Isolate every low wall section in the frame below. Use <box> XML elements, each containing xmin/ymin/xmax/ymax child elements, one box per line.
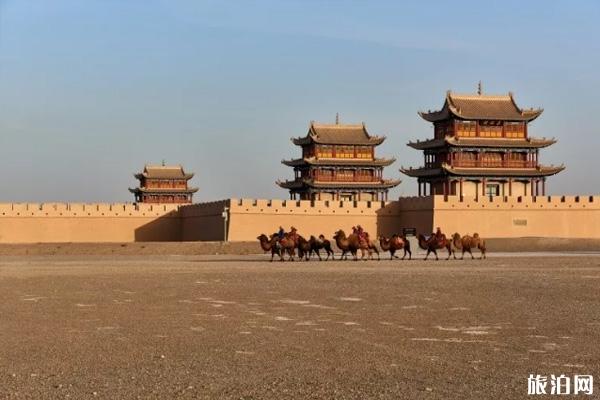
<box><xmin>430</xmin><ymin>195</ymin><xmax>600</xmax><ymax>238</ymax></box>
<box><xmin>0</xmin><ymin>203</ymin><xmax>181</xmax><ymax>243</ymax></box>
<box><xmin>225</xmin><ymin>198</ymin><xmax>408</xmax><ymax>241</ymax></box>
<box><xmin>180</xmin><ymin>200</ymin><xmax>230</xmax><ymax>241</ymax></box>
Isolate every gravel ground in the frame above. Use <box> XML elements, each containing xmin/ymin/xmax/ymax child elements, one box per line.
<box><xmin>1</xmin><ymin>254</ymin><xmax>599</xmax><ymax>399</ymax></box>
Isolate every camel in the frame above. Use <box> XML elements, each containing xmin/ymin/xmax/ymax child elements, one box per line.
<box><xmin>308</xmin><ymin>235</ymin><xmax>335</xmax><ymax>261</ymax></box>
<box><xmin>257</xmin><ymin>234</ymin><xmax>283</xmax><ymax>262</ymax></box>
<box><xmin>379</xmin><ymin>234</ymin><xmax>412</xmax><ymax>260</ymax></box>
<box><xmin>417</xmin><ymin>233</ymin><xmax>452</xmax><ymax>261</ymax></box>
<box><xmin>451</xmin><ymin>232</ymin><xmax>487</xmax><ymax>260</ymax></box>
<box><xmin>296</xmin><ymin>236</ymin><xmax>312</xmax><ymax>261</ymax></box>
<box><xmin>257</xmin><ymin>233</ymin><xmax>297</xmax><ymax>261</ymax></box>
<box><xmin>333</xmin><ymin>230</ymin><xmax>379</xmax><ymax>261</ymax></box>
<box><xmin>277</xmin><ymin>233</ymin><xmax>298</xmax><ymax>261</ymax></box>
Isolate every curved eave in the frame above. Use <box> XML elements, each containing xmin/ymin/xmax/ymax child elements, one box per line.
<box><xmin>419</xmin><ymin>109</ymin><xmax>544</xmax><ymax>123</ymax></box>
<box><xmin>407</xmin><ymin>139</ymin><xmax>446</xmax><ymax>150</ymax></box>
<box><xmin>447</xmin><ymin>137</ymin><xmax>556</xmax><ymax>149</ymax></box>
<box><xmin>291</xmin><ymin>135</ymin><xmax>385</xmax><ymax>146</ymax></box>
<box><xmin>419</xmin><ymin>95</ymin><xmax>544</xmax><ymax>122</ymax></box>
<box><xmin>400</xmin><ymin>167</ymin><xmax>443</xmax><ymax>178</ymax></box>
<box><xmin>134</xmin><ymin>173</ymin><xmax>194</xmax><ymax>180</ymax></box>
<box><xmin>442</xmin><ymin>165</ymin><xmax>565</xmax><ymax>177</ymax></box>
<box><xmin>129</xmin><ymin>187</ymin><xmax>199</xmax><ymax>194</ymax></box>
<box><xmin>407</xmin><ymin>137</ymin><xmax>557</xmax><ymax>150</ymax></box>
<box><xmin>418</xmin><ymin>109</ymin><xmax>450</xmax><ymax>123</ymax></box>
<box><xmin>282</xmin><ymin>157</ymin><xmax>396</xmax><ymax>167</ymax></box>
<box><xmin>277</xmin><ymin>179</ymin><xmax>401</xmax><ymax>189</ymax></box>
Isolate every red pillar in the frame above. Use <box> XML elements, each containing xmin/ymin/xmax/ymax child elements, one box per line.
<box><xmin>459</xmin><ymin>179</ymin><xmax>464</xmax><ymax>198</ymax></box>
<box><xmin>509</xmin><ymin>178</ymin><xmax>513</xmax><ymax>196</ymax></box>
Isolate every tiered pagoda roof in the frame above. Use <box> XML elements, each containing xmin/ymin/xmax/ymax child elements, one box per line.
<box><xmin>292</xmin><ymin>122</ymin><xmax>385</xmax><ymax>145</ymax></box>
<box><xmin>279</xmin><ymin>119</ymin><xmax>399</xmax><ymax>201</ymax></box>
<box><xmin>134</xmin><ymin>164</ymin><xmax>194</xmax><ymax>180</ymax></box>
<box><xmin>129</xmin><ymin>164</ymin><xmax>198</xmax><ymax>198</ymax></box>
<box><xmin>418</xmin><ymin>91</ymin><xmax>543</xmax><ymax>122</ymax></box>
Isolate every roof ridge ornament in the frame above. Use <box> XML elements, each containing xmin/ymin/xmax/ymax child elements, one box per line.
<box><xmin>335</xmin><ymin>113</ymin><xmax>340</xmax><ymax>125</ymax></box>
<box><xmin>478</xmin><ymin>81</ymin><xmax>482</xmax><ymax>95</ymax></box>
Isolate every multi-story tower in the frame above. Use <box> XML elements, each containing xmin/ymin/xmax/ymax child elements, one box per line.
<box><xmin>277</xmin><ymin>119</ymin><xmax>400</xmax><ymax>201</ymax></box>
<box><xmin>401</xmin><ymin>89</ymin><xmax>564</xmax><ymax>198</ymax></box>
<box><xmin>129</xmin><ymin>164</ymin><xmax>198</xmax><ymax>203</ymax></box>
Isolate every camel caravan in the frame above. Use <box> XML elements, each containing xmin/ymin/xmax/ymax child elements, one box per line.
<box><xmin>257</xmin><ymin>226</ymin><xmax>486</xmax><ymax>261</ymax></box>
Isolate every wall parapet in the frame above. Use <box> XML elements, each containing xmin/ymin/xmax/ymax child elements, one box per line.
<box><xmin>0</xmin><ymin>203</ymin><xmax>181</xmax><ymax>217</ymax></box>
<box><xmin>432</xmin><ymin>195</ymin><xmax>600</xmax><ymax>210</ymax></box>
<box><xmin>228</xmin><ymin>198</ymin><xmax>392</xmax><ymax>216</ymax></box>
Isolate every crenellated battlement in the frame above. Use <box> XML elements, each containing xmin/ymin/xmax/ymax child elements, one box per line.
<box><xmin>0</xmin><ymin>203</ymin><xmax>181</xmax><ymax>217</ymax></box>
<box><xmin>228</xmin><ymin>198</ymin><xmax>392</xmax><ymax>216</ymax></box>
<box><xmin>433</xmin><ymin>195</ymin><xmax>600</xmax><ymax>210</ymax></box>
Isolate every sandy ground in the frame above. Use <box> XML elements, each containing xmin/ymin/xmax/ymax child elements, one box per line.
<box><xmin>1</xmin><ymin>254</ymin><xmax>599</xmax><ymax>399</ymax></box>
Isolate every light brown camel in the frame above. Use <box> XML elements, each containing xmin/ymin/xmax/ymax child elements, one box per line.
<box><xmin>277</xmin><ymin>233</ymin><xmax>298</xmax><ymax>261</ymax></box>
<box><xmin>333</xmin><ymin>230</ymin><xmax>379</xmax><ymax>261</ymax></box>
<box><xmin>257</xmin><ymin>234</ymin><xmax>283</xmax><ymax>262</ymax></box>
<box><xmin>451</xmin><ymin>232</ymin><xmax>487</xmax><ymax>260</ymax></box>
<box><xmin>379</xmin><ymin>234</ymin><xmax>412</xmax><ymax>260</ymax></box>
<box><xmin>417</xmin><ymin>233</ymin><xmax>452</xmax><ymax>261</ymax></box>
<box><xmin>308</xmin><ymin>235</ymin><xmax>335</xmax><ymax>261</ymax></box>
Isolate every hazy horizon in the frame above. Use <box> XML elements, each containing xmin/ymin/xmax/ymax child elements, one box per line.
<box><xmin>1</xmin><ymin>0</ymin><xmax>599</xmax><ymax>203</ymax></box>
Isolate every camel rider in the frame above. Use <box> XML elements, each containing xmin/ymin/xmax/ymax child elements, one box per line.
<box><xmin>289</xmin><ymin>226</ymin><xmax>299</xmax><ymax>243</ymax></box>
<box><xmin>277</xmin><ymin>226</ymin><xmax>285</xmax><ymax>240</ymax></box>
<box><xmin>434</xmin><ymin>227</ymin><xmax>444</xmax><ymax>246</ymax></box>
<box><xmin>356</xmin><ymin>225</ymin><xmax>368</xmax><ymax>246</ymax></box>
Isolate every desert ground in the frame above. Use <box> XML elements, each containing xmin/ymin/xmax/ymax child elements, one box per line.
<box><xmin>1</xmin><ymin>250</ymin><xmax>599</xmax><ymax>399</ymax></box>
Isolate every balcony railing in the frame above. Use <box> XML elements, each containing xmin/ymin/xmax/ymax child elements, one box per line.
<box><xmin>451</xmin><ymin>160</ymin><xmax>536</xmax><ymax>168</ymax></box>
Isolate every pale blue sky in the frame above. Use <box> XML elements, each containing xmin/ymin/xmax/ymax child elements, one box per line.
<box><xmin>0</xmin><ymin>0</ymin><xmax>599</xmax><ymax>202</ymax></box>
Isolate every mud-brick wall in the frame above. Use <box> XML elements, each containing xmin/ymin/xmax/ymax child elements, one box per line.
<box><xmin>180</xmin><ymin>200</ymin><xmax>229</xmax><ymax>241</ymax></box>
<box><xmin>432</xmin><ymin>195</ymin><xmax>600</xmax><ymax>238</ymax></box>
<box><xmin>224</xmin><ymin>198</ymin><xmax>404</xmax><ymax>242</ymax></box>
<box><xmin>0</xmin><ymin>203</ymin><xmax>182</xmax><ymax>243</ymax></box>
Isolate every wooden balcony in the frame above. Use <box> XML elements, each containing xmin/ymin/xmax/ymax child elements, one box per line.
<box><xmin>449</xmin><ymin>160</ymin><xmax>536</xmax><ymax>168</ymax></box>
<box><xmin>313</xmin><ymin>176</ymin><xmax>381</xmax><ymax>183</ymax></box>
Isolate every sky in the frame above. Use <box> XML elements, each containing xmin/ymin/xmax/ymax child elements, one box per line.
<box><xmin>0</xmin><ymin>0</ymin><xmax>599</xmax><ymax>202</ymax></box>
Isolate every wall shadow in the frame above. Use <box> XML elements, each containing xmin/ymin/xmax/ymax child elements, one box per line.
<box><xmin>134</xmin><ymin>215</ymin><xmax>181</xmax><ymax>242</ymax></box>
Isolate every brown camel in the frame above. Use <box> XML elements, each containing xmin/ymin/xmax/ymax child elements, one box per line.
<box><xmin>257</xmin><ymin>234</ymin><xmax>283</xmax><ymax>262</ymax></box>
<box><xmin>451</xmin><ymin>232</ymin><xmax>487</xmax><ymax>260</ymax></box>
<box><xmin>333</xmin><ymin>230</ymin><xmax>379</xmax><ymax>261</ymax></box>
<box><xmin>417</xmin><ymin>233</ymin><xmax>452</xmax><ymax>261</ymax></box>
<box><xmin>379</xmin><ymin>234</ymin><xmax>412</xmax><ymax>260</ymax></box>
<box><xmin>277</xmin><ymin>233</ymin><xmax>298</xmax><ymax>261</ymax></box>
<box><xmin>296</xmin><ymin>235</ymin><xmax>312</xmax><ymax>261</ymax></box>
<box><xmin>308</xmin><ymin>235</ymin><xmax>335</xmax><ymax>261</ymax></box>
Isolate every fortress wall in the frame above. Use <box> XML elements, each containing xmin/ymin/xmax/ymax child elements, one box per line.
<box><xmin>394</xmin><ymin>196</ymin><xmax>436</xmax><ymax>235</ymax></box>
<box><xmin>225</xmin><ymin>198</ymin><xmax>402</xmax><ymax>241</ymax></box>
<box><xmin>431</xmin><ymin>195</ymin><xmax>600</xmax><ymax>238</ymax></box>
<box><xmin>0</xmin><ymin>203</ymin><xmax>182</xmax><ymax>243</ymax></box>
<box><xmin>179</xmin><ymin>200</ymin><xmax>230</xmax><ymax>241</ymax></box>
<box><xmin>0</xmin><ymin>195</ymin><xmax>599</xmax><ymax>244</ymax></box>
